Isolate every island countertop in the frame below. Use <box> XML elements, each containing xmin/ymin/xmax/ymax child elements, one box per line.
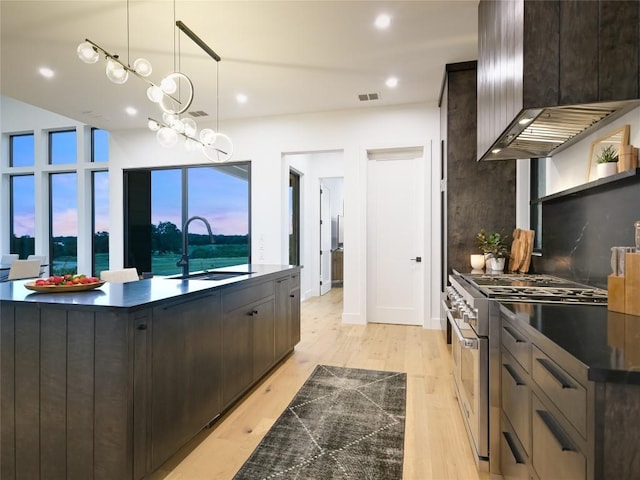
<box><xmin>0</xmin><ymin>264</ymin><xmax>298</xmax><ymax>309</ymax></box>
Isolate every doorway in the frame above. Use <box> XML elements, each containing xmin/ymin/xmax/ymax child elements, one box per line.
<box><xmin>367</xmin><ymin>147</ymin><xmax>425</xmax><ymax>326</ymax></box>
<box><xmin>285</xmin><ymin>151</ymin><xmax>345</xmax><ymax>299</ymax></box>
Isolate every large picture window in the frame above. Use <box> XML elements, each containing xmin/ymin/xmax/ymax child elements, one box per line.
<box><xmin>49</xmin><ymin>130</ymin><xmax>77</xmax><ymax>165</ymax></box>
<box><xmin>125</xmin><ymin>163</ymin><xmax>251</xmax><ymax>276</ymax></box>
<box><xmin>92</xmin><ymin>171</ymin><xmax>109</xmax><ymax>275</ymax></box>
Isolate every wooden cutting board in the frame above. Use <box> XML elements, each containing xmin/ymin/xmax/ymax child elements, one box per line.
<box><xmin>509</xmin><ymin>229</ymin><xmax>535</xmax><ymax>273</ymax></box>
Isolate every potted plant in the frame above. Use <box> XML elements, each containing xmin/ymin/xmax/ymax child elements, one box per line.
<box><xmin>476</xmin><ymin>229</ymin><xmax>509</xmax><ymax>271</ymax></box>
<box><xmin>596</xmin><ymin>144</ymin><xmax>619</xmax><ymax>178</ymax></box>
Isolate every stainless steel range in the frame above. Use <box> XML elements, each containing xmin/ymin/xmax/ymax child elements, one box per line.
<box><xmin>442</xmin><ymin>273</ymin><xmax>607</xmax><ymax>474</ymax></box>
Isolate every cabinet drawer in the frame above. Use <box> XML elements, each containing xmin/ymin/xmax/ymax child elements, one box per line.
<box><xmin>501</xmin><ymin>351</ymin><xmax>530</xmax><ymax>455</ymax></box>
<box><xmin>500</xmin><ymin>413</ymin><xmax>529</xmax><ymax>480</ymax></box>
<box><xmin>502</xmin><ymin>320</ymin><xmax>531</xmax><ymax>372</ymax></box>
<box><xmin>223</xmin><ymin>280</ymin><xmax>274</xmax><ymax>312</ymax></box>
<box><xmin>532</xmin><ymin>394</ymin><xmax>586</xmax><ymax>480</ymax></box>
<box><xmin>531</xmin><ymin>346</ymin><xmax>586</xmax><ymax>439</ymax></box>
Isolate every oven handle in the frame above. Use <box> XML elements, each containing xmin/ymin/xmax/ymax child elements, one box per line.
<box><xmin>449</xmin><ymin>310</ymin><xmax>478</xmax><ymax>350</ymax></box>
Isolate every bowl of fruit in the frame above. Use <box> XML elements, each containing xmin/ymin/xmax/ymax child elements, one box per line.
<box><xmin>24</xmin><ymin>274</ymin><xmax>105</xmax><ymax>293</ymax></box>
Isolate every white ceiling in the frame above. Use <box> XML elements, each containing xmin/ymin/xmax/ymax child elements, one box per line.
<box><xmin>0</xmin><ymin>0</ymin><xmax>478</xmax><ymax>132</ymax></box>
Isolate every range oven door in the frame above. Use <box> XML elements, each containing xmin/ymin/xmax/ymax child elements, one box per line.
<box><xmin>449</xmin><ymin>311</ymin><xmax>489</xmax><ymax>463</ymax></box>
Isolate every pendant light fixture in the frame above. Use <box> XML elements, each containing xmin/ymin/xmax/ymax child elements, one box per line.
<box><xmin>77</xmin><ymin>1</ymin><xmax>233</xmax><ymax>162</ymax></box>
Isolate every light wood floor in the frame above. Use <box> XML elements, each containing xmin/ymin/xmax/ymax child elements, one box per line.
<box><xmin>151</xmin><ymin>288</ymin><xmax>489</xmax><ymax>480</ymax></box>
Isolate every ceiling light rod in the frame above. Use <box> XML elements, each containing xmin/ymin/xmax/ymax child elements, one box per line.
<box><xmin>175</xmin><ymin>21</ymin><xmax>221</xmax><ymax>62</ymax></box>
<box><xmin>81</xmin><ymin>38</ymin><xmax>153</xmax><ymax>85</ymax></box>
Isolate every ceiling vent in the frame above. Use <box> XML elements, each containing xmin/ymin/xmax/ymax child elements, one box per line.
<box><xmin>188</xmin><ymin>110</ymin><xmax>209</xmax><ymax>117</ymax></box>
<box><xmin>358</xmin><ymin>92</ymin><xmax>380</xmax><ymax>102</ymax></box>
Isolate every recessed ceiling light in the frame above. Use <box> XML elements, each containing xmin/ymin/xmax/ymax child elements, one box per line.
<box><xmin>39</xmin><ymin>67</ymin><xmax>55</xmax><ymax>78</ymax></box>
<box><xmin>125</xmin><ymin>106</ymin><xmax>137</xmax><ymax>116</ymax></box>
<box><xmin>236</xmin><ymin>93</ymin><xmax>248</xmax><ymax>104</ymax></box>
<box><xmin>375</xmin><ymin>14</ymin><xmax>391</xmax><ymax>30</ymax></box>
<box><xmin>386</xmin><ymin>76</ymin><xmax>398</xmax><ymax>88</ymax></box>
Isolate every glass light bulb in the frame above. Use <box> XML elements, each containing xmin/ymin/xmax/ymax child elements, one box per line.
<box><xmin>133</xmin><ymin>58</ymin><xmax>152</xmax><ymax>77</ymax></box>
<box><xmin>157</xmin><ymin>127</ymin><xmax>178</xmax><ymax>147</ymax></box>
<box><xmin>105</xmin><ymin>59</ymin><xmax>128</xmax><ymax>84</ymax></box>
<box><xmin>160</xmin><ymin>75</ymin><xmax>177</xmax><ymax>94</ymax></box>
<box><xmin>162</xmin><ymin>112</ymin><xmax>178</xmax><ymax>127</ymax></box>
<box><xmin>182</xmin><ymin>118</ymin><xmax>197</xmax><ymax>137</ymax></box>
<box><xmin>148</xmin><ymin>119</ymin><xmax>161</xmax><ymax>131</ymax></box>
<box><xmin>77</xmin><ymin>42</ymin><xmax>99</xmax><ymax>64</ymax></box>
<box><xmin>146</xmin><ymin>85</ymin><xmax>163</xmax><ymax>103</ymax></box>
<box><xmin>199</xmin><ymin>128</ymin><xmax>217</xmax><ymax>145</ymax></box>
<box><xmin>173</xmin><ymin>119</ymin><xmax>185</xmax><ymax>134</ymax></box>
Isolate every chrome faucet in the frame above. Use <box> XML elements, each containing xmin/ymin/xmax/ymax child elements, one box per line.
<box><xmin>176</xmin><ymin>216</ymin><xmax>214</xmax><ymax>278</ymax></box>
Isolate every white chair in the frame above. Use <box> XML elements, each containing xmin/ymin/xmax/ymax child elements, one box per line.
<box><xmin>100</xmin><ymin>268</ymin><xmax>140</xmax><ymax>283</ymax></box>
<box><xmin>1</xmin><ymin>254</ymin><xmax>19</xmax><ymax>265</ymax></box>
<box><xmin>27</xmin><ymin>255</ymin><xmax>47</xmax><ymax>276</ymax></box>
<box><xmin>8</xmin><ymin>259</ymin><xmax>42</xmax><ymax>280</ymax></box>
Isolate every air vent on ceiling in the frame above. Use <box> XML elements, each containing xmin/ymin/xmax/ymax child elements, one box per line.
<box><xmin>188</xmin><ymin>110</ymin><xmax>209</xmax><ymax>117</ymax></box>
<box><xmin>358</xmin><ymin>92</ymin><xmax>380</xmax><ymax>102</ymax></box>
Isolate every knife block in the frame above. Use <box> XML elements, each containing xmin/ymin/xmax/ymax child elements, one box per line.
<box><xmin>625</xmin><ymin>253</ymin><xmax>640</xmax><ymax>315</ymax></box>
<box><xmin>608</xmin><ymin>275</ymin><xmax>625</xmax><ymax>313</ymax></box>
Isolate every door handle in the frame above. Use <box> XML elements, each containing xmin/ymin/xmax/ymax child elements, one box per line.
<box><xmin>410</xmin><ymin>257</ymin><xmax>422</xmax><ymax>262</ymax></box>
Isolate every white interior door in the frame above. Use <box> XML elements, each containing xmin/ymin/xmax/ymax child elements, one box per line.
<box><xmin>320</xmin><ymin>182</ymin><xmax>332</xmax><ymax>295</ymax></box>
<box><xmin>367</xmin><ymin>149</ymin><xmax>424</xmax><ymax>325</ymax></box>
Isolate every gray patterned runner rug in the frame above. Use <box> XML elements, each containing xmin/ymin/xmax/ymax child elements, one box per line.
<box><xmin>232</xmin><ymin>364</ymin><xmax>407</xmax><ymax>480</ymax></box>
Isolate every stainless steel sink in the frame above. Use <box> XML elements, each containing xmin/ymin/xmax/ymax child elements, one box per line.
<box><xmin>170</xmin><ymin>271</ymin><xmax>251</xmax><ymax>280</ymax></box>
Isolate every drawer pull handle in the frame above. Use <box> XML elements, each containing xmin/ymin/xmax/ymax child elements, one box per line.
<box><xmin>503</xmin><ymin>431</ymin><xmax>525</xmax><ymax>464</ymax></box>
<box><xmin>537</xmin><ymin>358</ymin><xmax>575</xmax><ymax>389</ymax></box>
<box><xmin>503</xmin><ymin>325</ymin><xmax>526</xmax><ymax>343</ymax></box>
<box><xmin>536</xmin><ymin>409</ymin><xmax>576</xmax><ymax>452</ymax></box>
<box><xmin>248</xmin><ymin>309</ymin><xmax>259</xmax><ymax>316</ymax></box>
<box><xmin>504</xmin><ymin>363</ymin><xmax>525</xmax><ymax>386</ymax></box>
<box><xmin>289</xmin><ymin>294</ymin><xmax>295</xmax><ymax>298</ymax></box>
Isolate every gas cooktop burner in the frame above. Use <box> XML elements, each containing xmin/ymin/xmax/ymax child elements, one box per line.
<box><xmin>461</xmin><ymin>273</ymin><xmax>608</xmax><ymax>304</ymax></box>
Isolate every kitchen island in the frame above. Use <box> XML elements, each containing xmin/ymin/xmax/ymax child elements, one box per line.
<box><xmin>0</xmin><ymin>264</ymin><xmax>301</xmax><ymax>480</ymax></box>
<box><xmin>499</xmin><ymin>302</ymin><xmax>640</xmax><ymax>480</ymax></box>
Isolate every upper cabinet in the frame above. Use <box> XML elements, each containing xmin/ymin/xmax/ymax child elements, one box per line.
<box><xmin>477</xmin><ymin>0</ymin><xmax>640</xmax><ymax>162</ymax></box>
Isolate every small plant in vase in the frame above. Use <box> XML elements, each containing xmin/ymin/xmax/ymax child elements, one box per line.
<box><xmin>476</xmin><ymin>229</ymin><xmax>509</xmax><ymax>271</ymax></box>
<box><xmin>596</xmin><ymin>144</ymin><xmax>619</xmax><ymax>179</ymax></box>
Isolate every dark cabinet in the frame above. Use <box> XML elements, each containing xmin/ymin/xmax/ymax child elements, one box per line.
<box><xmin>274</xmin><ymin>277</ymin><xmax>291</xmax><ymax>361</ymax></box>
<box><xmin>252</xmin><ymin>299</ymin><xmax>276</xmax><ymax>381</ymax></box>
<box><xmin>150</xmin><ymin>292</ymin><xmax>223</xmax><ymax>471</ymax></box>
<box><xmin>222</xmin><ymin>303</ymin><xmax>254</xmax><ymax>406</ymax></box>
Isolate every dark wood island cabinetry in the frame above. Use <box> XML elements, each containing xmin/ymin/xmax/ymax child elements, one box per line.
<box><xmin>0</xmin><ymin>265</ymin><xmax>301</xmax><ymax>480</ymax></box>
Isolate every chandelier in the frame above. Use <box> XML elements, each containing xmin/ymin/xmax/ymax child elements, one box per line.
<box><xmin>77</xmin><ymin>18</ymin><xmax>233</xmax><ymax>162</ymax></box>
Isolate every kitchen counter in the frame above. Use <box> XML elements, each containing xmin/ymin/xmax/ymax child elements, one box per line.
<box><xmin>0</xmin><ymin>263</ymin><xmax>295</xmax><ymax>309</ymax></box>
<box><xmin>0</xmin><ymin>264</ymin><xmax>301</xmax><ymax>480</ymax></box>
<box><xmin>501</xmin><ymin>302</ymin><xmax>640</xmax><ymax>384</ymax></box>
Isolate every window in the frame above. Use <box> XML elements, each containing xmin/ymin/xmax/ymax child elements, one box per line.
<box><xmin>50</xmin><ymin>173</ymin><xmax>78</xmax><ymax>274</ymax></box>
<box><xmin>10</xmin><ymin>134</ymin><xmax>34</xmax><ymax>167</ymax></box>
<box><xmin>92</xmin><ymin>171</ymin><xmax>109</xmax><ymax>276</ymax></box>
<box><xmin>92</xmin><ymin>128</ymin><xmax>109</xmax><ymax>162</ymax></box>
<box><xmin>530</xmin><ymin>158</ymin><xmax>546</xmax><ymax>251</ymax></box>
<box><xmin>10</xmin><ymin>175</ymin><xmax>35</xmax><ymax>257</ymax></box>
<box><xmin>49</xmin><ymin>130</ymin><xmax>77</xmax><ymax>164</ymax></box>
<box><xmin>125</xmin><ymin>163</ymin><xmax>251</xmax><ymax>276</ymax></box>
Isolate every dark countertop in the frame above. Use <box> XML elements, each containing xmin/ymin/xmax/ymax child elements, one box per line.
<box><xmin>501</xmin><ymin>302</ymin><xmax>640</xmax><ymax>384</ymax></box>
<box><xmin>0</xmin><ymin>264</ymin><xmax>298</xmax><ymax>310</ymax></box>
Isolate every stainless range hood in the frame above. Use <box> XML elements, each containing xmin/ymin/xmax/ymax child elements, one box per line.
<box><xmin>476</xmin><ymin>0</ymin><xmax>640</xmax><ymax>163</ymax></box>
<box><xmin>481</xmin><ymin>100</ymin><xmax>640</xmax><ymax>161</ymax></box>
